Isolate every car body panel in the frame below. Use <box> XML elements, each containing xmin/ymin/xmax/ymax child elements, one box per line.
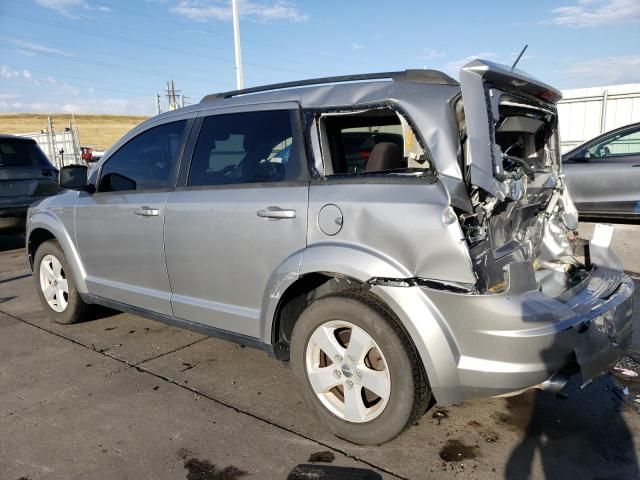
<box><xmin>563</xmin><ymin>122</ymin><xmax>640</xmax><ymax>219</ymax></box>
<box><xmin>27</xmin><ymin>190</ymin><xmax>88</xmax><ymax>292</ymax></box>
<box><xmin>75</xmin><ymin>190</ymin><xmax>174</xmax><ymax>315</ymax></box>
<box><xmin>165</xmin><ymin>183</ymin><xmax>309</xmax><ymax>338</ymax></box>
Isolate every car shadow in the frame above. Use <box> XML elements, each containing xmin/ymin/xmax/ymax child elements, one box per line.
<box><xmin>505</xmin><ymin>318</ymin><xmax>639</xmax><ymax>478</ymax></box>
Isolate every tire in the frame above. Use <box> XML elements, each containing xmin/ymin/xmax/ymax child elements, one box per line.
<box><xmin>290</xmin><ymin>290</ymin><xmax>430</xmax><ymax>445</ymax></box>
<box><xmin>33</xmin><ymin>239</ymin><xmax>91</xmax><ymax>324</ymax></box>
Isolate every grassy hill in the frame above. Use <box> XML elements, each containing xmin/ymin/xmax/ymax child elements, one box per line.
<box><xmin>0</xmin><ymin>113</ymin><xmax>148</xmax><ymax>151</ymax></box>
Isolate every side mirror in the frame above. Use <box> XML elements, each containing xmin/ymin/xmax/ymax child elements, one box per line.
<box><xmin>572</xmin><ymin>149</ymin><xmax>591</xmax><ymax>162</ymax></box>
<box><xmin>59</xmin><ymin>165</ymin><xmax>89</xmax><ymax>190</ymax></box>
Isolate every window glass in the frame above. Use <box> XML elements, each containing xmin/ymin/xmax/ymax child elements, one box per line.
<box><xmin>588</xmin><ymin>128</ymin><xmax>640</xmax><ymax>157</ymax></box>
<box><xmin>188</xmin><ymin>110</ymin><xmax>302</xmax><ymax>187</ymax></box>
<box><xmin>0</xmin><ymin>139</ymin><xmax>51</xmax><ymax>167</ymax></box>
<box><xmin>98</xmin><ymin>120</ymin><xmax>187</xmax><ymax>192</ymax></box>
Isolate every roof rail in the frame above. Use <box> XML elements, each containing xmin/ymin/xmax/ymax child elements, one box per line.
<box><xmin>201</xmin><ymin>69</ymin><xmax>458</xmax><ymax>102</ymax></box>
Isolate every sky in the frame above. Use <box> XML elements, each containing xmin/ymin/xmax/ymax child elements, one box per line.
<box><xmin>0</xmin><ymin>0</ymin><xmax>639</xmax><ymax>115</ymax></box>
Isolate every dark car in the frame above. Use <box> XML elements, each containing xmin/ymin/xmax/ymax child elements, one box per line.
<box><xmin>0</xmin><ymin>134</ymin><xmax>59</xmax><ymax>231</ymax></box>
<box><xmin>563</xmin><ymin>122</ymin><xmax>640</xmax><ymax>220</ymax></box>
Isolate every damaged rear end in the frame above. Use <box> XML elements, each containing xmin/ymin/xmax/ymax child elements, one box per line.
<box><xmin>446</xmin><ymin>59</ymin><xmax>634</xmax><ymax>394</ymax></box>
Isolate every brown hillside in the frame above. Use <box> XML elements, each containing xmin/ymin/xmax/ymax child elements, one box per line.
<box><xmin>0</xmin><ymin>113</ymin><xmax>148</xmax><ymax>151</ymax></box>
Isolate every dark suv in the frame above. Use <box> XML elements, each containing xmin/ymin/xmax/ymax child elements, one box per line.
<box><xmin>0</xmin><ymin>134</ymin><xmax>59</xmax><ymax>231</ymax></box>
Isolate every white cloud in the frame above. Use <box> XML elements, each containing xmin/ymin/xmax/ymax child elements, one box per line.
<box><xmin>0</xmin><ymin>98</ymin><xmax>154</xmax><ymax>115</ymax></box>
<box><xmin>9</xmin><ymin>39</ymin><xmax>74</xmax><ymax>57</ymax></box>
<box><xmin>171</xmin><ymin>0</ymin><xmax>308</xmax><ymax>23</ymax></box>
<box><xmin>1</xmin><ymin>66</ymin><xmax>79</xmax><ymax>95</ymax></box>
<box><xmin>558</xmin><ymin>54</ymin><xmax>640</xmax><ymax>86</ymax></box>
<box><xmin>546</xmin><ymin>0</ymin><xmax>640</xmax><ymax>27</ymax></box>
<box><xmin>35</xmin><ymin>0</ymin><xmax>85</xmax><ymax>17</ymax></box>
<box><xmin>34</xmin><ymin>0</ymin><xmax>112</xmax><ymax>18</ymax></box>
<box><xmin>417</xmin><ymin>49</ymin><xmax>445</xmax><ymax>61</ymax></box>
<box><xmin>351</xmin><ymin>43</ymin><xmax>364</xmax><ymax>51</ymax></box>
<box><xmin>1</xmin><ymin>65</ymin><xmax>21</xmax><ymax>79</ymax></box>
<box><xmin>0</xmin><ymin>93</ymin><xmax>19</xmax><ymax>100</ymax></box>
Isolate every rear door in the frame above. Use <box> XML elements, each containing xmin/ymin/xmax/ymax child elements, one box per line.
<box><xmin>563</xmin><ymin>125</ymin><xmax>640</xmax><ymax>217</ymax></box>
<box><xmin>164</xmin><ymin>104</ymin><xmax>308</xmax><ymax>338</ymax></box>
<box><xmin>75</xmin><ymin>119</ymin><xmax>190</xmax><ymax>315</ymax></box>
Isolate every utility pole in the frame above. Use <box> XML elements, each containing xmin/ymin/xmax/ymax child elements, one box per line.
<box><xmin>231</xmin><ymin>0</ymin><xmax>244</xmax><ymax>89</ymax></box>
<box><xmin>155</xmin><ymin>93</ymin><xmax>162</xmax><ymax>115</ymax></box>
<box><xmin>166</xmin><ymin>80</ymin><xmax>181</xmax><ymax>111</ymax></box>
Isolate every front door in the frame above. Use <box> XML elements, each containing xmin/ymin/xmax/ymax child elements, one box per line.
<box><xmin>164</xmin><ymin>106</ymin><xmax>308</xmax><ymax>338</ymax></box>
<box><xmin>564</xmin><ymin>125</ymin><xmax>640</xmax><ymax>217</ymax></box>
<box><xmin>75</xmin><ymin>119</ymin><xmax>189</xmax><ymax>315</ymax></box>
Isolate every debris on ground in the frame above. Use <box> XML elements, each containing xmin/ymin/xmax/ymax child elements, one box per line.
<box><xmin>308</xmin><ymin>451</ymin><xmax>335</xmax><ymax>463</ymax></box>
<box><xmin>614</xmin><ymin>354</ymin><xmax>640</xmax><ymax>383</ymax></box>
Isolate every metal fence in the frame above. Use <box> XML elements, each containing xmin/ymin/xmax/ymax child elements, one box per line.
<box><xmin>16</xmin><ymin>117</ymin><xmax>82</xmax><ymax>169</ymax></box>
<box><xmin>558</xmin><ymin>83</ymin><xmax>640</xmax><ymax>153</ymax></box>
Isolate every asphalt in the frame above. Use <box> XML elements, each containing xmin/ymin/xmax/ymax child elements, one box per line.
<box><xmin>1</xmin><ymin>222</ymin><xmax>639</xmax><ymax>480</ymax></box>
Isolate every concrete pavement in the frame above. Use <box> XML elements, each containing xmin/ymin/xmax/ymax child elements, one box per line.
<box><xmin>1</xmin><ymin>223</ymin><xmax>639</xmax><ymax>479</ymax></box>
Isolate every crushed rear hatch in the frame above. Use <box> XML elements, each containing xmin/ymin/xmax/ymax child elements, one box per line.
<box><xmin>457</xmin><ymin>60</ymin><xmax>588</xmax><ymax>294</ymax></box>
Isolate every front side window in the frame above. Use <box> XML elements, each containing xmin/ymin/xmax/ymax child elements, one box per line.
<box><xmin>188</xmin><ymin>110</ymin><xmax>304</xmax><ymax>187</ymax></box>
<box><xmin>588</xmin><ymin>128</ymin><xmax>640</xmax><ymax>158</ymax></box>
<box><xmin>98</xmin><ymin>120</ymin><xmax>187</xmax><ymax>192</ymax></box>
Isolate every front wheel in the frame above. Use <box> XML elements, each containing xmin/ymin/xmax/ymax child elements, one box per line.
<box><xmin>34</xmin><ymin>239</ymin><xmax>91</xmax><ymax>324</ymax></box>
<box><xmin>290</xmin><ymin>292</ymin><xmax>430</xmax><ymax>445</ymax></box>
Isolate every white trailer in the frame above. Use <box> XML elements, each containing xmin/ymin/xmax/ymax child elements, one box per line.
<box><xmin>558</xmin><ymin>83</ymin><xmax>640</xmax><ymax>153</ymax></box>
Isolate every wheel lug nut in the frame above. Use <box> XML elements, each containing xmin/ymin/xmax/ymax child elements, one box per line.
<box><xmin>334</xmin><ymin>355</ymin><xmax>342</xmax><ymax>363</ymax></box>
<box><xmin>334</xmin><ymin>370</ymin><xmax>342</xmax><ymax>378</ymax></box>
<box><xmin>349</xmin><ymin>355</ymin><xmax>356</xmax><ymax>363</ymax></box>
<box><xmin>346</xmin><ymin>380</ymin><xmax>354</xmax><ymax>389</ymax></box>
<box><xmin>356</xmin><ymin>370</ymin><xmax>362</xmax><ymax>378</ymax></box>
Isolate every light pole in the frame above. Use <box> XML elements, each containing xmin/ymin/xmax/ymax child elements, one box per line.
<box><xmin>231</xmin><ymin>0</ymin><xmax>244</xmax><ymax>89</ymax></box>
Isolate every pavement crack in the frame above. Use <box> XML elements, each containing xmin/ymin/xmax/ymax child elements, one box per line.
<box><xmin>133</xmin><ymin>337</ymin><xmax>207</xmax><ymax>367</ymax></box>
<box><xmin>0</xmin><ymin>308</ymin><xmax>407</xmax><ymax>480</ymax></box>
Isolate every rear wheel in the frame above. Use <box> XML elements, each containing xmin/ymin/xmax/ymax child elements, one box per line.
<box><xmin>34</xmin><ymin>240</ymin><xmax>91</xmax><ymax>324</ymax></box>
<box><xmin>290</xmin><ymin>291</ymin><xmax>430</xmax><ymax>445</ymax></box>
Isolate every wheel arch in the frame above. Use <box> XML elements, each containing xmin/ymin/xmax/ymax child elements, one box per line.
<box><xmin>27</xmin><ymin>214</ymin><xmax>88</xmax><ymax>294</ymax></box>
<box><xmin>261</xmin><ymin>244</ymin><xmax>461</xmax><ymax>404</ymax></box>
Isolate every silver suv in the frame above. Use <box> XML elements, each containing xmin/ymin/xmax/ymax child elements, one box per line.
<box><xmin>27</xmin><ymin>60</ymin><xmax>634</xmax><ymax>445</ymax></box>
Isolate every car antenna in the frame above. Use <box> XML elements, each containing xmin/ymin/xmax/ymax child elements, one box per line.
<box><xmin>511</xmin><ymin>45</ymin><xmax>528</xmax><ymax>71</ymax></box>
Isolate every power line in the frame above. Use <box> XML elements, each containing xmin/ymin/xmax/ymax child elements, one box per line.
<box><xmin>0</xmin><ymin>9</ymin><xmax>314</xmax><ymax>77</ymax></box>
<box><xmin>92</xmin><ymin>0</ymin><xmax>375</xmax><ymax>69</ymax></box>
<box><xmin>0</xmin><ymin>43</ymin><xmax>230</xmax><ymax>91</ymax></box>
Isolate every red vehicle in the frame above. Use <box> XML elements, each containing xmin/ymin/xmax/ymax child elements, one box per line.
<box><xmin>80</xmin><ymin>146</ymin><xmax>93</xmax><ymax>163</ymax></box>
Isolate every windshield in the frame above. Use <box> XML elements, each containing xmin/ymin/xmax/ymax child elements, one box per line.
<box><xmin>0</xmin><ymin>139</ymin><xmax>52</xmax><ymax>167</ymax></box>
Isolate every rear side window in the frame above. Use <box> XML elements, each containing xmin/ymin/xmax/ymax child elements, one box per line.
<box><xmin>318</xmin><ymin>107</ymin><xmax>429</xmax><ymax>176</ymax></box>
<box><xmin>188</xmin><ymin>110</ymin><xmax>305</xmax><ymax>187</ymax></box>
<box><xmin>0</xmin><ymin>139</ymin><xmax>51</xmax><ymax>167</ymax></box>
<box><xmin>98</xmin><ymin>120</ymin><xmax>187</xmax><ymax>192</ymax></box>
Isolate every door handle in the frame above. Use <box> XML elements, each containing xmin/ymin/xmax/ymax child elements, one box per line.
<box><xmin>134</xmin><ymin>206</ymin><xmax>159</xmax><ymax>217</ymax></box>
<box><xmin>257</xmin><ymin>207</ymin><xmax>296</xmax><ymax>220</ymax></box>
<box><xmin>632</xmin><ymin>164</ymin><xmax>640</xmax><ymax>167</ymax></box>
